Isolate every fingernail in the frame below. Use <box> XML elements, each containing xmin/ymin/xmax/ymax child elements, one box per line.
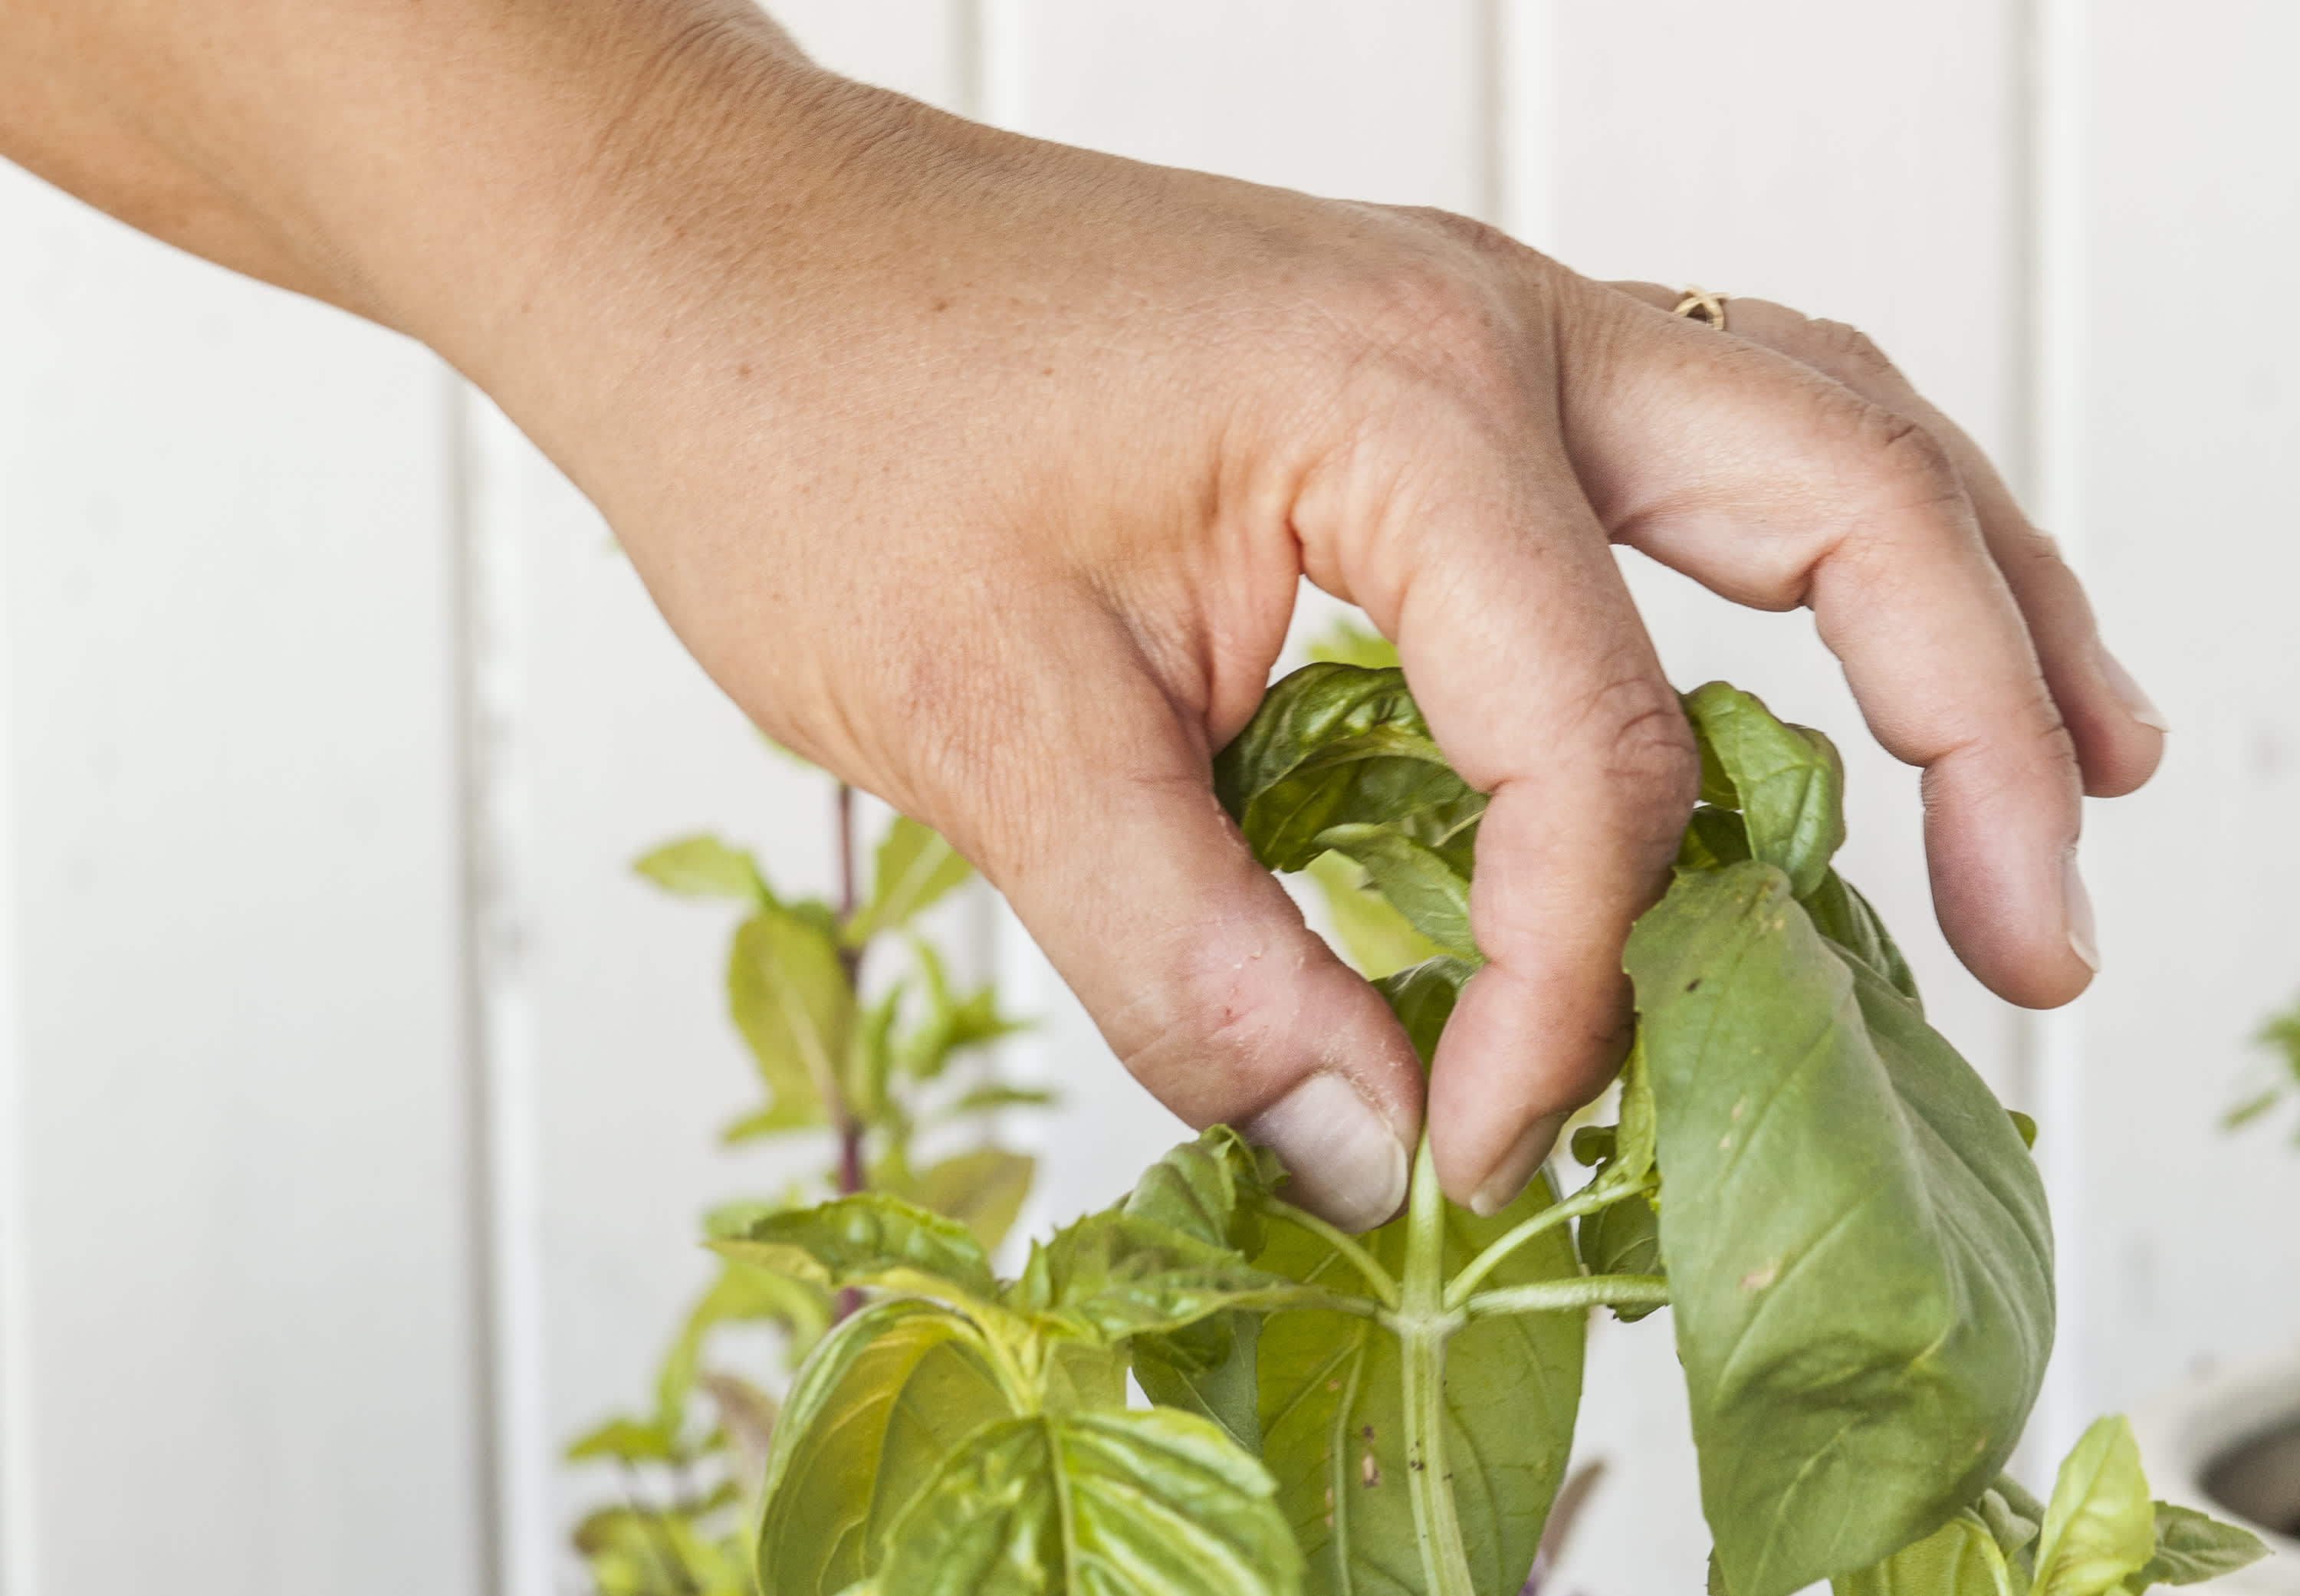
<box><xmin>2063</xmin><ymin>851</ymin><xmax>2100</xmax><ymax>974</ymax></box>
<box><xmin>1470</xmin><ymin>1112</ymin><xmax>1567</xmax><ymax>1218</ymax></box>
<box><xmin>2097</xmin><ymin>647</ymin><xmax>2170</xmax><ymax>734</ymax></box>
<box><xmin>1247</xmin><ymin>1073</ymin><xmax>1411</xmax><ymax>1233</ymax></box>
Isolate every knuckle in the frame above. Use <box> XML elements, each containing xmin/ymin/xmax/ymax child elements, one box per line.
<box><xmin>1806</xmin><ymin>317</ymin><xmax>1903</xmax><ymax>386</ymax></box>
<box><xmin>1854</xmin><ymin>403</ymin><xmax>1965</xmax><ymax>518</ymax></box>
<box><xmin>1584</xmin><ymin>674</ymin><xmax>1702</xmax><ymax>836</ymax></box>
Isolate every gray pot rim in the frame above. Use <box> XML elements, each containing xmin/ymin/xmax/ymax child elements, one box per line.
<box><xmin>2132</xmin><ymin>1343</ymin><xmax>2300</xmax><ymax>1594</ymax></box>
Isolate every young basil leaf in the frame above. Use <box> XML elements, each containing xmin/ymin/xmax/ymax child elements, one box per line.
<box><xmin>1576</xmin><ymin>1194</ymin><xmax>1663</xmax><ymax>1320</ymax></box>
<box><xmin>1680</xmin><ymin>682</ymin><xmax>1847</xmax><ymax>898</ymax></box>
<box><xmin>633</xmin><ymin>832</ymin><xmax>772</xmax><ymax>905</ymax></box>
<box><xmin>715</xmin><ymin>1191</ymin><xmax>999</xmax><ymax>1308</ymax></box>
<box><xmin>2130</xmin><ymin>1502</ymin><xmax>2269</xmax><ymax>1591</ymax></box>
<box><xmin>1976</xmin><ymin>1481</ymin><xmax>2044</xmax><ymax>1578</ymax></box>
<box><xmin>1305</xmin><ymin>616</ymin><xmax>1401</xmax><ymax>671</ymax></box>
<box><xmin>1251</xmin><ymin>1171</ymin><xmax>1585</xmax><ymax>1596</ymax></box>
<box><xmin>1626</xmin><ymin>862</ymin><xmax>2053</xmax><ymax>1596</ymax></box>
<box><xmin>1311</xmin><ymin>823</ymin><xmax>1479</xmax><ymax>961</ymax></box>
<box><xmin>2031</xmin><ymin>1417</ymin><xmax>2157</xmax><ymax>1596</ymax></box>
<box><xmin>1372</xmin><ymin>956</ymin><xmax>1475</xmax><ymax>1069</ymax></box>
<box><xmin>728</xmin><ymin>904</ymin><xmax>853</xmax><ymax>1129</ymax></box>
<box><xmin>756</xmin><ymin>1298</ymin><xmax>1017</xmax><ymax>1596</ymax></box>
<box><xmin>1304</xmin><ymin>851</ymin><xmax>1445</xmax><ymax>978</ymax></box>
<box><xmin>1830</xmin><ymin>1510</ymin><xmax>2019</xmax><ymax>1596</ymax></box>
<box><xmin>1213</xmin><ymin>662</ymin><xmax>1482</xmax><ymax>872</ymax></box>
<box><xmin>655</xmin><ymin>1257</ymin><xmax>832</xmax><ymax>1432</ymax></box>
<box><xmin>1122</xmin><ymin>1130</ymin><xmax>1287</xmax><ymax>1450</ymax></box>
<box><xmin>873</xmin><ymin>1406</ymin><xmax>1303</xmax><ymax>1596</ymax></box>
<box><xmin>1123</xmin><ymin>1126</ymin><xmax>1283</xmax><ymax>1256</ymax></box>
<box><xmin>845</xmin><ymin>815</ymin><xmax>973</xmax><ymax>946</ymax></box>
<box><xmin>1007</xmin><ymin>1209</ymin><xmax>1296</xmax><ymax>1345</ymax></box>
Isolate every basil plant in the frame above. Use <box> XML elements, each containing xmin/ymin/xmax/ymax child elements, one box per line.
<box><xmin>729</xmin><ymin>660</ymin><xmax>2266</xmax><ymax>1596</ymax></box>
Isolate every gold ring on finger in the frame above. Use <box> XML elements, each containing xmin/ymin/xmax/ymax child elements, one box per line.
<box><xmin>1671</xmin><ymin>284</ymin><xmax>1729</xmax><ymax>331</ymax></box>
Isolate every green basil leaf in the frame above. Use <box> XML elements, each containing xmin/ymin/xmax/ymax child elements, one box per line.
<box><xmin>715</xmin><ymin>1191</ymin><xmax>999</xmax><ymax>1308</ymax></box>
<box><xmin>1681</xmin><ymin>682</ymin><xmax>1847</xmax><ymax>898</ymax></box>
<box><xmin>1252</xmin><ymin>1171</ymin><xmax>1585</xmax><ymax>1596</ymax></box>
<box><xmin>2031</xmin><ymin>1417</ymin><xmax>2160</xmax><ymax>1596</ymax></box>
<box><xmin>1576</xmin><ymin>1193</ymin><xmax>1663</xmax><ymax>1320</ymax></box>
<box><xmin>2130</xmin><ymin>1502</ymin><xmax>2269</xmax><ymax>1591</ymax></box>
<box><xmin>728</xmin><ymin>905</ymin><xmax>853</xmax><ymax>1129</ymax></box>
<box><xmin>1305</xmin><ymin>849</ymin><xmax>1447</xmax><ymax>978</ymax></box>
<box><xmin>911</xmin><ymin>1147</ymin><xmax>1037</xmax><ymax>1254</ymax></box>
<box><xmin>1678</xmin><ymin>804</ymin><xmax>1756</xmax><ymax>872</ymax></box>
<box><xmin>1213</xmin><ymin>662</ymin><xmax>1481</xmax><ymax>872</ymax></box>
<box><xmin>633</xmin><ymin>832</ymin><xmax>772</xmax><ymax>904</ymax></box>
<box><xmin>1627</xmin><ymin>862</ymin><xmax>2053</xmax><ymax>1596</ymax></box>
<box><xmin>1831</xmin><ymin>1511</ymin><xmax>2019</xmax><ymax>1596</ymax></box>
<box><xmin>1976</xmin><ymin>1481</ymin><xmax>2044</xmax><ymax>1580</ymax></box>
<box><xmin>1135</xmin><ymin>1311</ymin><xmax>1266</xmax><ymax>1456</ymax></box>
<box><xmin>1312</xmin><ymin>823</ymin><xmax>1478</xmax><ymax>961</ymax></box>
<box><xmin>1805</xmin><ymin>866</ymin><xmax>1924</xmax><ymax>1010</ymax></box>
<box><xmin>565</xmin><ymin>1414</ymin><xmax>687</xmax><ymax>1466</ymax></box>
<box><xmin>875</xmin><ymin>1407</ymin><xmax>1303</xmax><ymax>1596</ymax></box>
<box><xmin>846</xmin><ymin>815</ymin><xmax>973</xmax><ymax>946</ymax></box>
<box><xmin>756</xmin><ymin>1299</ymin><xmax>1017</xmax><ymax>1596</ymax></box>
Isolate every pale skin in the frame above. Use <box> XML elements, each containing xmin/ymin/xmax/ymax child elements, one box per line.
<box><xmin>3</xmin><ymin>0</ymin><xmax>2165</xmax><ymax>1229</ymax></box>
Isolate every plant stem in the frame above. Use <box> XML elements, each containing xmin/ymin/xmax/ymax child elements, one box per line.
<box><xmin>1398</xmin><ymin>1131</ymin><xmax>1478</xmax><ymax>1596</ymax></box>
<box><xmin>833</xmin><ymin>781</ymin><xmax>866</xmax><ymax>1320</ymax></box>
<box><xmin>1443</xmin><ymin>1175</ymin><xmax>1651</xmax><ymax>1310</ymax></box>
<box><xmin>1462</xmin><ymin>1274</ymin><xmax>1668</xmax><ymax>1320</ymax></box>
<box><xmin>1258</xmin><ymin>1196</ymin><xmax>1402</xmax><ymax>1309</ymax></box>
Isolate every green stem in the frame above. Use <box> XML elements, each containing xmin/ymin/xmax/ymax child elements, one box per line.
<box><xmin>1463</xmin><ymin>1273</ymin><xmax>1669</xmax><ymax>1320</ymax></box>
<box><xmin>1253</xmin><ymin>1286</ymin><xmax>1385</xmax><ymax>1319</ymax></box>
<box><xmin>1398</xmin><ymin>1131</ymin><xmax>1477</xmax><ymax>1596</ymax></box>
<box><xmin>1442</xmin><ymin>1174</ymin><xmax>1652</xmax><ymax>1310</ymax></box>
<box><xmin>1259</xmin><ymin>1196</ymin><xmax>1401</xmax><ymax>1309</ymax></box>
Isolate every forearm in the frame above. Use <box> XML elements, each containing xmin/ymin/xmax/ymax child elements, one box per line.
<box><xmin>0</xmin><ymin>0</ymin><xmax>817</xmax><ymax>350</ymax></box>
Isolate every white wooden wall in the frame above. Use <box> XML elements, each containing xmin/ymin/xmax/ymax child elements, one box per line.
<box><xmin>2</xmin><ymin>5</ymin><xmax>2294</xmax><ymax>1594</ymax></box>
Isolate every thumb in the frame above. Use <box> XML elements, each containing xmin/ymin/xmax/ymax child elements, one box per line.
<box><xmin>936</xmin><ymin>616</ymin><xmax>1421</xmax><ymax>1233</ymax></box>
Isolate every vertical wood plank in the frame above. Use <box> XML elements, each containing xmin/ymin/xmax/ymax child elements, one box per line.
<box><xmin>0</xmin><ymin>173</ymin><xmax>485</xmax><ymax>1594</ymax></box>
<box><xmin>493</xmin><ymin>7</ymin><xmax>978</xmax><ymax>1587</ymax></box>
<box><xmin>2057</xmin><ymin>0</ymin><xmax>2300</xmax><ymax>1425</ymax></box>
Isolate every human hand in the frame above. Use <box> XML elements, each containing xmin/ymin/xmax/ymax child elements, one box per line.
<box><xmin>4</xmin><ymin>2</ymin><xmax>2164</xmax><ymax>1230</ymax></box>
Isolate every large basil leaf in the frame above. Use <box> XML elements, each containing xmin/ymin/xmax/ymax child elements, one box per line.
<box><xmin>1250</xmin><ymin>1171</ymin><xmax>1585</xmax><ymax>1596</ymax></box>
<box><xmin>1627</xmin><ymin>862</ymin><xmax>2053</xmax><ymax>1596</ymax></box>
<box><xmin>873</xmin><ymin>1407</ymin><xmax>1303</xmax><ymax>1596</ymax></box>
<box><xmin>1681</xmin><ymin>681</ymin><xmax>1845</xmax><ymax>898</ymax></box>
<box><xmin>756</xmin><ymin>1299</ymin><xmax>1017</xmax><ymax>1596</ymax></box>
<box><xmin>1213</xmin><ymin>663</ymin><xmax>1482</xmax><ymax>872</ymax></box>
